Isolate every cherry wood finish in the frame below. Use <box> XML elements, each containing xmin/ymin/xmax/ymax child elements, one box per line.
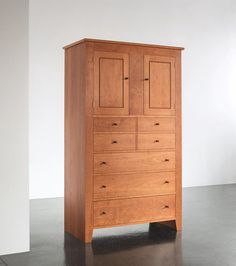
<box><xmin>94</xmin><ymin>172</ymin><xmax>176</xmax><ymax>200</ymax></box>
<box><xmin>93</xmin><ymin>195</ymin><xmax>176</xmax><ymax>227</ymax></box>
<box><xmin>94</xmin><ymin>117</ymin><xmax>136</xmax><ymax>132</ymax></box>
<box><xmin>137</xmin><ymin>133</ymin><xmax>175</xmax><ymax>150</ymax></box>
<box><xmin>94</xmin><ymin>133</ymin><xmax>135</xmax><ymax>152</ymax></box>
<box><xmin>64</xmin><ymin>39</ymin><xmax>183</xmax><ymax>243</ymax></box>
<box><xmin>94</xmin><ymin>151</ymin><xmax>175</xmax><ymax>174</ymax></box>
<box><xmin>94</xmin><ymin>51</ymin><xmax>129</xmax><ymax>115</ymax></box>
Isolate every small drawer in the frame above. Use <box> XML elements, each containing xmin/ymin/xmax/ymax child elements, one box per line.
<box><xmin>94</xmin><ymin>134</ymin><xmax>135</xmax><ymax>152</ymax></box>
<box><xmin>137</xmin><ymin>134</ymin><xmax>175</xmax><ymax>150</ymax></box>
<box><xmin>94</xmin><ymin>195</ymin><xmax>176</xmax><ymax>227</ymax></box>
<box><xmin>138</xmin><ymin>117</ymin><xmax>175</xmax><ymax>132</ymax></box>
<box><xmin>94</xmin><ymin>172</ymin><xmax>176</xmax><ymax>200</ymax></box>
<box><xmin>94</xmin><ymin>117</ymin><xmax>136</xmax><ymax>132</ymax></box>
<box><xmin>94</xmin><ymin>152</ymin><xmax>175</xmax><ymax>174</ymax></box>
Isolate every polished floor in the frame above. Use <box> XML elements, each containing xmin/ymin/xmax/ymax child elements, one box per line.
<box><xmin>1</xmin><ymin>184</ymin><xmax>236</xmax><ymax>266</ymax></box>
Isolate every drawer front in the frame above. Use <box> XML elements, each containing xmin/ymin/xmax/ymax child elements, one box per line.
<box><xmin>94</xmin><ymin>134</ymin><xmax>135</xmax><ymax>152</ymax></box>
<box><xmin>94</xmin><ymin>195</ymin><xmax>176</xmax><ymax>227</ymax></box>
<box><xmin>94</xmin><ymin>172</ymin><xmax>175</xmax><ymax>200</ymax></box>
<box><xmin>94</xmin><ymin>117</ymin><xmax>136</xmax><ymax>132</ymax></box>
<box><xmin>137</xmin><ymin>134</ymin><xmax>175</xmax><ymax>150</ymax></box>
<box><xmin>138</xmin><ymin>117</ymin><xmax>175</xmax><ymax>131</ymax></box>
<box><xmin>94</xmin><ymin>152</ymin><xmax>175</xmax><ymax>174</ymax></box>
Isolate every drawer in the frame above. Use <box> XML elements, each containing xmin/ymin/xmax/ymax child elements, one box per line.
<box><xmin>94</xmin><ymin>151</ymin><xmax>175</xmax><ymax>174</ymax></box>
<box><xmin>94</xmin><ymin>195</ymin><xmax>176</xmax><ymax>227</ymax></box>
<box><xmin>94</xmin><ymin>172</ymin><xmax>175</xmax><ymax>200</ymax></box>
<box><xmin>94</xmin><ymin>134</ymin><xmax>135</xmax><ymax>152</ymax></box>
<box><xmin>94</xmin><ymin>117</ymin><xmax>136</xmax><ymax>132</ymax></box>
<box><xmin>138</xmin><ymin>117</ymin><xmax>175</xmax><ymax>131</ymax></box>
<box><xmin>137</xmin><ymin>134</ymin><xmax>175</xmax><ymax>150</ymax></box>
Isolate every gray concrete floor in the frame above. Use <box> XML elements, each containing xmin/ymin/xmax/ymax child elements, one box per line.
<box><xmin>1</xmin><ymin>184</ymin><xmax>236</xmax><ymax>266</ymax></box>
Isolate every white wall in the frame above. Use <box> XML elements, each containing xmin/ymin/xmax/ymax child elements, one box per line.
<box><xmin>0</xmin><ymin>0</ymin><xmax>29</xmax><ymax>255</ymax></box>
<box><xmin>29</xmin><ymin>0</ymin><xmax>236</xmax><ymax>198</ymax></box>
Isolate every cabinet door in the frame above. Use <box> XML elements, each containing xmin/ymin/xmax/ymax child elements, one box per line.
<box><xmin>94</xmin><ymin>51</ymin><xmax>129</xmax><ymax>115</ymax></box>
<box><xmin>144</xmin><ymin>55</ymin><xmax>175</xmax><ymax>116</ymax></box>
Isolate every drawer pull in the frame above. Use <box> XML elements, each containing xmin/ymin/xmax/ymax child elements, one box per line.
<box><xmin>124</xmin><ymin>77</ymin><xmax>129</xmax><ymax>80</ymax></box>
<box><xmin>154</xmin><ymin>139</ymin><xmax>159</xmax><ymax>143</ymax></box>
<box><xmin>164</xmin><ymin>158</ymin><xmax>170</xmax><ymax>162</ymax></box>
<box><xmin>144</xmin><ymin>78</ymin><xmax>149</xmax><ymax>81</ymax></box>
<box><xmin>112</xmin><ymin>140</ymin><xmax>118</xmax><ymax>144</ymax></box>
<box><xmin>154</xmin><ymin>122</ymin><xmax>160</xmax><ymax>126</ymax></box>
<box><xmin>100</xmin><ymin>211</ymin><xmax>106</xmax><ymax>215</ymax></box>
<box><xmin>112</xmin><ymin>122</ymin><xmax>118</xmax><ymax>126</ymax></box>
<box><xmin>163</xmin><ymin>205</ymin><xmax>169</xmax><ymax>209</ymax></box>
<box><xmin>100</xmin><ymin>185</ymin><xmax>106</xmax><ymax>189</ymax></box>
<box><xmin>100</xmin><ymin>161</ymin><xmax>107</xmax><ymax>165</ymax></box>
<box><xmin>164</xmin><ymin>180</ymin><xmax>170</xmax><ymax>184</ymax></box>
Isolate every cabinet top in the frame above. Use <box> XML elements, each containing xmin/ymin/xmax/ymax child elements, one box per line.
<box><xmin>63</xmin><ymin>38</ymin><xmax>184</xmax><ymax>50</ymax></box>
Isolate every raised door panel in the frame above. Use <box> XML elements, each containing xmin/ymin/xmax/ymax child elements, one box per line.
<box><xmin>144</xmin><ymin>55</ymin><xmax>175</xmax><ymax>115</ymax></box>
<box><xmin>94</xmin><ymin>51</ymin><xmax>129</xmax><ymax>115</ymax></box>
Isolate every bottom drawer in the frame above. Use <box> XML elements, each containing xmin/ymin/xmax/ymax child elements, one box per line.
<box><xmin>94</xmin><ymin>195</ymin><xmax>175</xmax><ymax>227</ymax></box>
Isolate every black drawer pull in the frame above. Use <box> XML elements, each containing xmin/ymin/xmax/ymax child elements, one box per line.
<box><xmin>112</xmin><ymin>140</ymin><xmax>118</xmax><ymax>144</ymax></box>
<box><xmin>124</xmin><ymin>77</ymin><xmax>129</xmax><ymax>80</ymax></box>
<box><xmin>100</xmin><ymin>185</ymin><xmax>106</xmax><ymax>189</ymax></box>
<box><xmin>112</xmin><ymin>122</ymin><xmax>118</xmax><ymax>126</ymax></box>
<box><xmin>154</xmin><ymin>122</ymin><xmax>160</xmax><ymax>126</ymax></box>
<box><xmin>164</xmin><ymin>159</ymin><xmax>169</xmax><ymax>162</ymax></box>
<box><xmin>100</xmin><ymin>161</ymin><xmax>107</xmax><ymax>165</ymax></box>
<box><xmin>144</xmin><ymin>78</ymin><xmax>149</xmax><ymax>81</ymax></box>
<box><xmin>164</xmin><ymin>180</ymin><xmax>170</xmax><ymax>184</ymax></box>
<box><xmin>154</xmin><ymin>139</ymin><xmax>159</xmax><ymax>143</ymax></box>
<box><xmin>100</xmin><ymin>211</ymin><xmax>106</xmax><ymax>215</ymax></box>
<box><xmin>163</xmin><ymin>205</ymin><xmax>169</xmax><ymax>209</ymax></box>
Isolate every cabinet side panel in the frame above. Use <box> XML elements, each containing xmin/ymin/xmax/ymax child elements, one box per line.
<box><xmin>175</xmin><ymin>52</ymin><xmax>182</xmax><ymax>229</ymax></box>
<box><xmin>64</xmin><ymin>44</ymin><xmax>86</xmax><ymax>239</ymax></box>
<box><xmin>84</xmin><ymin>43</ymin><xmax>94</xmax><ymax>242</ymax></box>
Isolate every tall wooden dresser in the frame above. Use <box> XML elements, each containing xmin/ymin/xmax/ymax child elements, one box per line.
<box><xmin>64</xmin><ymin>39</ymin><xmax>184</xmax><ymax>243</ymax></box>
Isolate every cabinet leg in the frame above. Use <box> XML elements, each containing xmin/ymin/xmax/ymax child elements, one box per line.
<box><xmin>84</xmin><ymin>228</ymin><xmax>93</xmax><ymax>243</ymax></box>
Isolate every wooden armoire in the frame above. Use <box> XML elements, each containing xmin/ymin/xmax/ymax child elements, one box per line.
<box><xmin>64</xmin><ymin>39</ymin><xmax>184</xmax><ymax>243</ymax></box>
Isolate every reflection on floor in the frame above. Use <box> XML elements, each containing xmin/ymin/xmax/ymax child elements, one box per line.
<box><xmin>1</xmin><ymin>184</ymin><xmax>236</xmax><ymax>266</ymax></box>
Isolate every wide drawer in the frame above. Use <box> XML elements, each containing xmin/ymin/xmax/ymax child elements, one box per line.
<box><xmin>94</xmin><ymin>195</ymin><xmax>176</xmax><ymax>227</ymax></box>
<box><xmin>94</xmin><ymin>117</ymin><xmax>136</xmax><ymax>132</ymax></box>
<box><xmin>94</xmin><ymin>151</ymin><xmax>175</xmax><ymax>174</ymax></box>
<box><xmin>137</xmin><ymin>133</ymin><xmax>175</xmax><ymax>150</ymax></box>
<box><xmin>138</xmin><ymin>117</ymin><xmax>175</xmax><ymax>131</ymax></box>
<box><xmin>94</xmin><ymin>172</ymin><xmax>175</xmax><ymax>200</ymax></box>
<box><xmin>94</xmin><ymin>133</ymin><xmax>135</xmax><ymax>152</ymax></box>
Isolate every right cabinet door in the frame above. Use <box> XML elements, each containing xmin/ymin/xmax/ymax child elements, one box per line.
<box><xmin>144</xmin><ymin>55</ymin><xmax>175</xmax><ymax>116</ymax></box>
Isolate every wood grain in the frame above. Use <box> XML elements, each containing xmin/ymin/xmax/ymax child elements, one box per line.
<box><xmin>94</xmin><ymin>117</ymin><xmax>136</xmax><ymax>132</ymax></box>
<box><xmin>144</xmin><ymin>55</ymin><xmax>176</xmax><ymax>116</ymax></box>
<box><xmin>94</xmin><ymin>172</ymin><xmax>176</xmax><ymax>200</ymax></box>
<box><xmin>94</xmin><ymin>51</ymin><xmax>129</xmax><ymax>115</ymax></box>
<box><xmin>94</xmin><ymin>195</ymin><xmax>176</xmax><ymax>227</ymax></box>
<box><xmin>94</xmin><ymin>151</ymin><xmax>175</xmax><ymax>174</ymax></box>
<box><xmin>137</xmin><ymin>133</ymin><xmax>175</xmax><ymax>150</ymax></box>
<box><xmin>138</xmin><ymin>117</ymin><xmax>175</xmax><ymax>132</ymax></box>
<box><xmin>94</xmin><ymin>133</ymin><xmax>135</xmax><ymax>152</ymax></box>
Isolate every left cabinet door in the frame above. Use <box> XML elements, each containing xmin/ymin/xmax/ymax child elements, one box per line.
<box><xmin>94</xmin><ymin>51</ymin><xmax>129</xmax><ymax>115</ymax></box>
